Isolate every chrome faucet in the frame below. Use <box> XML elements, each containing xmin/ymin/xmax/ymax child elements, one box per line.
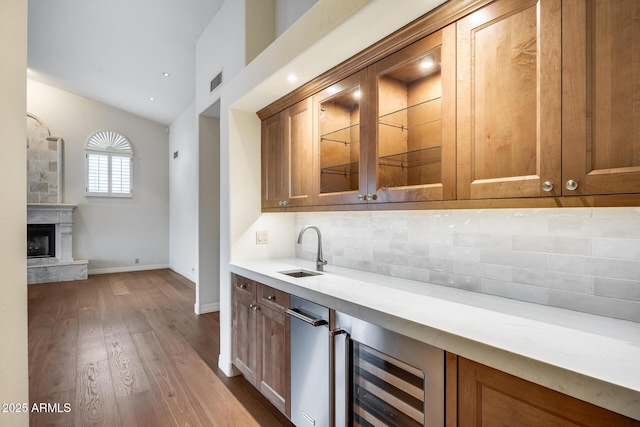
<box><xmin>297</xmin><ymin>225</ymin><xmax>328</xmax><ymax>271</ymax></box>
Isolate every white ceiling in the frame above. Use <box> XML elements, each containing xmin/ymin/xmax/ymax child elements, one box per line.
<box><xmin>27</xmin><ymin>0</ymin><xmax>226</xmax><ymax>125</ymax></box>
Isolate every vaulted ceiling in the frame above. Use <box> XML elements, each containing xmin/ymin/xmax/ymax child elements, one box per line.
<box><xmin>27</xmin><ymin>0</ymin><xmax>226</xmax><ymax>125</ymax></box>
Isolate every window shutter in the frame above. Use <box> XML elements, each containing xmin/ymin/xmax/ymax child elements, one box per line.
<box><xmin>87</xmin><ymin>153</ymin><xmax>109</xmax><ymax>193</ymax></box>
<box><xmin>111</xmin><ymin>155</ymin><xmax>131</xmax><ymax>194</ymax></box>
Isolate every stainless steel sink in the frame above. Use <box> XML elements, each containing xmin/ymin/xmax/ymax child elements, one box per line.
<box><xmin>279</xmin><ymin>269</ymin><xmax>322</xmax><ymax>278</ymax></box>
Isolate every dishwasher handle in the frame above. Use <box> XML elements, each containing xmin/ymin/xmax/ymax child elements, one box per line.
<box><xmin>285</xmin><ymin>308</ymin><xmax>328</xmax><ymax>327</ymax></box>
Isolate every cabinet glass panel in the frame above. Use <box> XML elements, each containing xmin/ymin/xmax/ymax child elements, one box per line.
<box><xmin>377</xmin><ymin>46</ymin><xmax>442</xmax><ymax>190</ymax></box>
<box><xmin>319</xmin><ymin>84</ymin><xmax>361</xmax><ymax>194</ymax></box>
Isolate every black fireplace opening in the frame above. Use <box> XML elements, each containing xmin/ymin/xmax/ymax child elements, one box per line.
<box><xmin>27</xmin><ymin>224</ymin><xmax>56</xmax><ymax>258</ymax></box>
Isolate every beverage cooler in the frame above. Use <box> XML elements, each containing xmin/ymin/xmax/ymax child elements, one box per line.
<box><xmin>333</xmin><ymin>312</ymin><xmax>445</xmax><ymax>427</ymax></box>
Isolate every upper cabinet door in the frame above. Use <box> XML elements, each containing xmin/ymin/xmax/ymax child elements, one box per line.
<box><xmin>368</xmin><ymin>24</ymin><xmax>456</xmax><ymax>203</ymax></box>
<box><xmin>314</xmin><ymin>70</ymin><xmax>369</xmax><ymax>205</ymax></box>
<box><xmin>262</xmin><ymin>112</ymin><xmax>288</xmax><ymax>209</ymax></box>
<box><xmin>457</xmin><ymin>0</ymin><xmax>562</xmax><ymax>199</ymax></box>
<box><xmin>562</xmin><ymin>0</ymin><xmax>640</xmax><ymax>195</ymax></box>
<box><xmin>261</xmin><ymin>98</ymin><xmax>313</xmax><ymax>209</ymax></box>
<box><xmin>285</xmin><ymin>98</ymin><xmax>314</xmax><ymax>207</ymax></box>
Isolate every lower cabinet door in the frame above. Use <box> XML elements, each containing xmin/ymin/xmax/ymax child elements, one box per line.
<box><xmin>458</xmin><ymin>357</ymin><xmax>638</xmax><ymax>426</ymax></box>
<box><xmin>257</xmin><ymin>304</ymin><xmax>290</xmax><ymax>416</ymax></box>
<box><xmin>232</xmin><ymin>289</ymin><xmax>257</xmax><ymax>385</ymax></box>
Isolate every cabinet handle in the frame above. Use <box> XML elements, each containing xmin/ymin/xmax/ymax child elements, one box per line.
<box><xmin>267</xmin><ymin>295</ymin><xmax>275</xmax><ymax>301</ymax></box>
<box><xmin>249</xmin><ymin>304</ymin><xmax>260</xmax><ymax>311</ymax></box>
<box><xmin>565</xmin><ymin>180</ymin><xmax>578</xmax><ymax>191</ymax></box>
<box><xmin>541</xmin><ymin>181</ymin><xmax>554</xmax><ymax>192</ymax></box>
<box><xmin>278</xmin><ymin>200</ymin><xmax>288</xmax><ymax>206</ymax></box>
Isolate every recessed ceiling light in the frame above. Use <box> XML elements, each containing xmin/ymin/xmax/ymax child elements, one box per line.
<box><xmin>163</xmin><ymin>72</ymin><xmax>170</xmax><ymax>77</ymax></box>
<box><xmin>149</xmin><ymin>97</ymin><xmax>155</xmax><ymax>101</ymax></box>
<box><xmin>287</xmin><ymin>74</ymin><xmax>298</xmax><ymax>83</ymax></box>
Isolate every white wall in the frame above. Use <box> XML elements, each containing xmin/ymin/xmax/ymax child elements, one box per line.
<box><xmin>195</xmin><ymin>0</ymin><xmax>248</xmax><ymax>116</ymax></box>
<box><xmin>27</xmin><ymin>80</ymin><xmax>170</xmax><ymax>273</ymax></box>
<box><xmin>275</xmin><ymin>0</ymin><xmax>319</xmax><ymax>37</ymax></box>
<box><xmin>197</xmin><ymin>114</ymin><xmax>221</xmax><ymax>313</ymax></box>
<box><xmin>0</xmin><ymin>0</ymin><xmax>29</xmax><ymax>425</ymax></box>
<box><xmin>169</xmin><ymin>103</ymin><xmax>198</xmax><ymax>281</ymax></box>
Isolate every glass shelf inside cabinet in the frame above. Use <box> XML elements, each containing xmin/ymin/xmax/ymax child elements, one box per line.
<box><xmin>320</xmin><ymin>123</ymin><xmax>360</xmax><ymax>145</ymax></box>
<box><xmin>378</xmin><ymin>146</ymin><xmax>442</xmax><ymax>169</ymax></box>
<box><xmin>378</xmin><ymin>96</ymin><xmax>441</xmax><ymax>131</ymax></box>
<box><xmin>320</xmin><ymin>161</ymin><xmax>359</xmax><ymax>176</ymax></box>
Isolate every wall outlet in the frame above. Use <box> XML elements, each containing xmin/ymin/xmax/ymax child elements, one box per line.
<box><xmin>256</xmin><ymin>230</ymin><xmax>268</xmax><ymax>245</ymax></box>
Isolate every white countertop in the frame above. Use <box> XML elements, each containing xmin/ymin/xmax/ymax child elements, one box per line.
<box><xmin>230</xmin><ymin>258</ymin><xmax>640</xmax><ymax>420</ymax></box>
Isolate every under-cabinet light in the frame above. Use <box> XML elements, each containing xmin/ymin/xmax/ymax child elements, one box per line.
<box><xmin>287</xmin><ymin>74</ymin><xmax>298</xmax><ymax>83</ymax></box>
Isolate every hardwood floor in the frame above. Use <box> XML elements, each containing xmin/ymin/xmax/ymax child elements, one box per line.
<box><xmin>28</xmin><ymin>269</ymin><xmax>294</xmax><ymax>427</ymax></box>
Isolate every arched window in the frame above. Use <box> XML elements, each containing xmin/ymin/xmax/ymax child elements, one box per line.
<box><xmin>85</xmin><ymin>130</ymin><xmax>133</xmax><ymax>197</ymax></box>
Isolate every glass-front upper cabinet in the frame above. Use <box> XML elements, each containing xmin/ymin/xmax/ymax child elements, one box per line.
<box><xmin>314</xmin><ymin>70</ymin><xmax>369</xmax><ymax>205</ymax></box>
<box><xmin>368</xmin><ymin>24</ymin><xmax>456</xmax><ymax>203</ymax></box>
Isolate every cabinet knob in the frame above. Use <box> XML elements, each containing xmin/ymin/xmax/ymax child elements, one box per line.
<box><xmin>249</xmin><ymin>304</ymin><xmax>260</xmax><ymax>311</ymax></box>
<box><xmin>278</xmin><ymin>200</ymin><xmax>288</xmax><ymax>206</ymax></box>
<box><xmin>541</xmin><ymin>181</ymin><xmax>554</xmax><ymax>192</ymax></box>
<box><xmin>357</xmin><ymin>194</ymin><xmax>365</xmax><ymax>201</ymax></box>
<box><xmin>565</xmin><ymin>180</ymin><xmax>578</xmax><ymax>191</ymax></box>
<box><xmin>239</xmin><ymin>284</ymin><xmax>247</xmax><ymax>289</ymax></box>
<box><xmin>368</xmin><ymin>194</ymin><xmax>377</xmax><ymax>201</ymax></box>
<box><xmin>267</xmin><ymin>295</ymin><xmax>275</xmax><ymax>301</ymax></box>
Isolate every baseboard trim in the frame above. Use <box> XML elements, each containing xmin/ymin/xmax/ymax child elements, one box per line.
<box><xmin>88</xmin><ymin>263</ymin><xmax>170</xmax><ymax>275</ymax></box>
<box><xmin>194</xmin><ymin>302</ymin><xmax>220</xmax><ymax>314</ymax></box>
<box><xmin>169</xmin><ymin>265</ymin><xmax>196</xmax><ymax>282</ymax></box>
<box><xmin>218</xmin><ymin>354</ymin><xmax>241</xmax><ymax>377</ymax></box>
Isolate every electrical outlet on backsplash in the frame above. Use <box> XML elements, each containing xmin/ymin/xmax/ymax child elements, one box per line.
<box><xmin>295</xmin><ymin>208</ymin><xmax>640</xmax><ymax>323</ymax></box>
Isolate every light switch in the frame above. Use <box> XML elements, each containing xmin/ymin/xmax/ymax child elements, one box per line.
<box><xmin>256</xmin><ymin>230</ymin><xmax>268</xmax><ymax>244</ymax></box>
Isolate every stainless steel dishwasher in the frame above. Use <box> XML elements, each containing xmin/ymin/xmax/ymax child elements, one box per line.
<box><xmin>286</xmin><ymin>296</ymin><xmax>330</xmax><ymax>427</ymax></box>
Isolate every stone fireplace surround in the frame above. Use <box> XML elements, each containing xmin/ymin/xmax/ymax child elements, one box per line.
<box><xmin>27</xmin><ymin>203</ymin><xmax>88</xmax><ymax>284</ymax></box>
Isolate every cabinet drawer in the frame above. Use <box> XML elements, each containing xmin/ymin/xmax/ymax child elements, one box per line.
<box><xmin>233</xmin><ymin>275</ymin><xmax>255</xmax><ymax>297</ymax></box>
<box><xmin>259</xmin><ymin>285</ymin><xmax>289</xmax><ymax>312</ymax></box>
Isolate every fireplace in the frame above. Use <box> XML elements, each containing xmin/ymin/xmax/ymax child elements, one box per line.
<box><xmin>27</xmin><ymin>204</ymin><xmax>88</xmax><ymax>284</ymax></box>
<box><xmin>27</xmin><ymin>224</ymin><xmax>56</xmax><ymax>258</ymax></box>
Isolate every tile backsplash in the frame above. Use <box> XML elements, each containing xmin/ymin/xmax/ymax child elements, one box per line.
<box><xmin>295</xmin><ymin>208</ymin><xmax>640</xmax><ymax>322</ymax></box>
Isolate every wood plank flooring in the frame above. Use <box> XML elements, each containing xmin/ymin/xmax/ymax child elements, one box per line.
<box><xmin>28</xmin><ymin>269</ymin><xmax>294</xmax><ymax>427</ymax></box>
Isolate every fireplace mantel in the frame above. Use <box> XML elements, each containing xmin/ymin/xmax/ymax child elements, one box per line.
<box><xmin>27</xmin><ymin>203</ymin><xmax>88</xmax><ymax>284</ymax></box>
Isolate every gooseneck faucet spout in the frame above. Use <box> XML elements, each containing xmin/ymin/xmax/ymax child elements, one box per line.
<box><xmin>297</xmin><ymin>225</ymin><xmax>328</xmax><ymax>271</ymax></box>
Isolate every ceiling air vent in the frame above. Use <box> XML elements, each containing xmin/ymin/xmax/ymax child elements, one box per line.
<box><xmin>210</xmin><ymin>71</ymin><xmax>223</xmax><ymax>93</ymax></box>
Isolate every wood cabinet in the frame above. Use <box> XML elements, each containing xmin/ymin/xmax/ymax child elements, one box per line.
<box><xmin>369</xmin><ymin>23</ymin><xmax>457</xmax><ymax>203</ymax></box>
<box><xmin>314</xmin><ymin>70</ymin><xmax>369</xmax><ymax>205</ymax></box>
<box><xmin>457</xmin><ymin>0</ymin><xmax>562</xmax><ymax>199</ymax></box>
<box><xmin>312</xmin><ymin>26</ymin><xmax>456</xmax><ymax>206</ymax></box>
<box><xmin>259</xmin><ymin>0</ymin><xmax>640</xmax><ymax>209</ymax></box>
<box><xmin>262</xmin><ymin>98</ymin><xmax>313</xmax><ymax>208</ymax></box>
<box><xmin>232</xmin><ymin>274</ymin><xmax>291</xmax><ymax>416</ymax></box>
<box><xmin>562</xmin><ymin>0</ymin><xmax>640</xmax><ymax>196</ymax></box>
<box><xmin>457</xmin><ymin>357</ymin><xmax>639</xmax><ymax>426</ymax></box>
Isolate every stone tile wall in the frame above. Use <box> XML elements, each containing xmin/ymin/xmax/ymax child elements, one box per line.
<box><xmin>27</xmin><ymin>115</ymin><xmax>59</xmax><ymax>203</ymax></box>
<box><xmin>295</xmin><ymin>208</ymin><xmax>640</xmax><ymax>322</ymax></box>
